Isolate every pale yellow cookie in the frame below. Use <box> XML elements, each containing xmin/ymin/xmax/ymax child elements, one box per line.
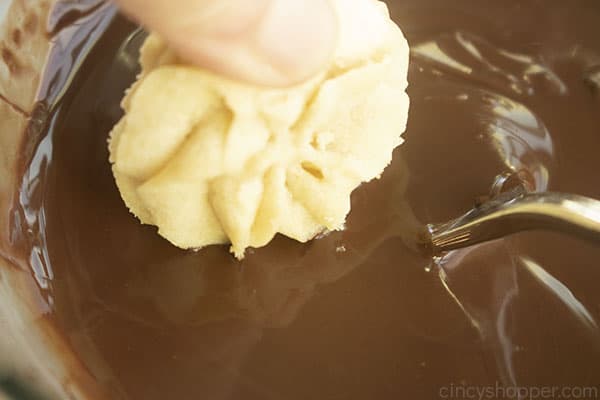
<box><xmin>109</xmin><ymin>0</ymin><xmax>410</xmax><ymax>258</ymax></box>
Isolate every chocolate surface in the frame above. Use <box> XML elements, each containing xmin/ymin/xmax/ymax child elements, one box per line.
<box><xmin>9</xmin><ymin>1</ymin><xmax>600</xmax><ymax>399</ymax></box>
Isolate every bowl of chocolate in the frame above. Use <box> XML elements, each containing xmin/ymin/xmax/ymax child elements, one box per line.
<box><xmin>1</xmin><ymin>1</ymin><xmax>600</xmax><ymax>399</ymax></box>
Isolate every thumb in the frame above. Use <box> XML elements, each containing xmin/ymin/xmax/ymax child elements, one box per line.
<box><xmin>115</xmin><ymin>0</ymin><xmax>339</xmax><ymax>87</ymax></box>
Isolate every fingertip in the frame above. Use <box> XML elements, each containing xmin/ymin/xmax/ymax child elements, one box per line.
<box><xmin>184</xmin><ymin>0</ymin><xmax>339</xmax><ymax>87</ymax></box>
<box><xmin>117</xmin><ymin>0</ymin><xmax>339</xmax><ymax>87</ymax></box>
<box><xmin>254</xmin><ymin>0</ymin><xmax>339</xmax><ymax>86</ymax></box>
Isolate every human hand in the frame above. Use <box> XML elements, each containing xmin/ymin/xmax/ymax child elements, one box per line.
<box><xmin>114</xmin><ymin>0</ymin><xmax>338</xmax><ymax>86</ymax></box>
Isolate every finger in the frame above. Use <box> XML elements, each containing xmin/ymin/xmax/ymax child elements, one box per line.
<box><xmin>114</xmin><ymin>0</ymin><xmax>339</xmax><ymax>86</ymax></box>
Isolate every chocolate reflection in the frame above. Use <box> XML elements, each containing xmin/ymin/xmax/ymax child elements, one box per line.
<box><xmin>412</xmin><ymin>31</ymin><xmax>567</xmax><ymax>96</ymax></box>
<box><xmin>124</xmin><ymin>154</ymin><xmax>422</xmax><ymax>329</ymax></box>
<box><xmin>8</xmin><ymin>1</ymin><xmax>600</xmax><ymax>399</ymax></box>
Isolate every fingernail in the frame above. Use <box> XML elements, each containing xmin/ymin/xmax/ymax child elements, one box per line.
<box><xmin>255</xmin><ymin>0</ymin><xmax>338</xmax><ymax>84</ymax></box>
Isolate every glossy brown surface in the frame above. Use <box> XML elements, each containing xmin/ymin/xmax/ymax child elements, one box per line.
<box><xmin>10</xmin><ymin>1</ymin><xmax>600</xmax><ymax>399</ymax></box>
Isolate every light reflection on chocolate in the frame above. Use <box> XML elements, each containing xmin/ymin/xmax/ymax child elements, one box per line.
<box><xmin>6</xmin><ymin>0</ymin><xmax>600</xmax><ymax>399</ymax></box>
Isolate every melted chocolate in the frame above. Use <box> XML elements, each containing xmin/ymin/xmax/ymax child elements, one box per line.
<box><xmin>10</xmin><ymin>1</ymin><xmax>600</xmax><ymax>398</ymax></box>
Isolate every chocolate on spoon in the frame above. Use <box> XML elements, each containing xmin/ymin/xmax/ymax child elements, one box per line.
<box><xmin>425</xmin><ymin>178</ymin><xmax>600</xmax><ymax>254</ymax></box>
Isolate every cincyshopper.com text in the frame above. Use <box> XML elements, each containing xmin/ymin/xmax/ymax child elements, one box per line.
<box><xmin>439</xmin><ymin>382</ymin><xmax>599</xmax><ymax>400</ymax></box>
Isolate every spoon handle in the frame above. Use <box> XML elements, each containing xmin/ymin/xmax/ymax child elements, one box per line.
<box><xmin>428</xmin><ymin>191</ymin><xmax>600</xmax><ymax>253</ymax></box>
